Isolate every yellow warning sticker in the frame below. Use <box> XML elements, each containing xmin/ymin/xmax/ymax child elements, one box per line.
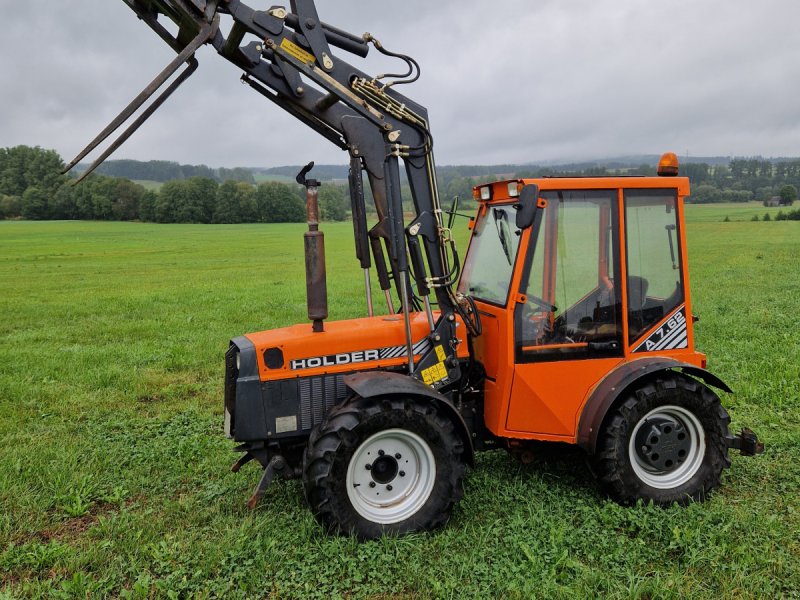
<box><xmin>421</xmin><ymin>362</ymin><xmax>448</xmax><ymax>386</ymax></box>
<box><xmin>280</xmin><ymin>37</ymin><xmax>315</xmax><ymax>65</ymax></box>
<box><xmin>435</xmin><ymin>344</ymin><xmax>446</xmax><ymax>362</ymax></box>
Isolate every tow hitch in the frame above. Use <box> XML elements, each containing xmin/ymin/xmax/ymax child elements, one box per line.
<box><xmin>726</xmin><ymin>428</ymin><xmax>765</xmax><ymax>456</ymax></box>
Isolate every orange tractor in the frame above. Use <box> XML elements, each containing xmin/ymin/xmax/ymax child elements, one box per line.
<box><xmin>68</xmin><ymin>0</ymin><xmax>762</xmax><ymax>539</ymax></box>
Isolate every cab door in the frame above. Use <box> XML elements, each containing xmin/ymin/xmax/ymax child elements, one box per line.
<box><xmin>505</xmin><ymin>189</ymin><xmax>625</xmax><ymax>440</ymax></box>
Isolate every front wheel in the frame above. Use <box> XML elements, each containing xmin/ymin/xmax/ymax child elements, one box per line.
<box><xmin>595</xmin><ymin>375</ymin><xmax>731</xmax><ymax>505</ymax></box>
<box><xmin>303</xmin><ymin>396</ymin><xmax>466</xmax><ymax>539</ymax></box>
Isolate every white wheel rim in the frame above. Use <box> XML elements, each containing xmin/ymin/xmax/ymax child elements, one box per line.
<box><xmin>346</xmin><ymin>428</ymin><xmax>436</xmax><ymax>525</ymax></box>
<box><xmin>628</xmin><ymin>405</ymin><xmax>706</xmax><ymax>490</ymax></box>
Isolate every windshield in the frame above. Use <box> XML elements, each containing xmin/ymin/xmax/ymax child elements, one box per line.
<box><xmin>458</xmin><ymin>204</ymin><xmax>521</xmax><ymax>305</ymax></box>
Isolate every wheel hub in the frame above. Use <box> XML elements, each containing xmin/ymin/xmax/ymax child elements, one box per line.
<box><xmin>634</xmin><ymin>416</ymin><xmax>692</xmax><ymax>473</ymax></box>
<box><xmin>369</xmin><ymin>454</ymin><xmax>399</xmax><ymax>484</ymax></box>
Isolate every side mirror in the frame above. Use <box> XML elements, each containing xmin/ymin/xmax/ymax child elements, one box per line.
<box><xmin>515</xmin><ymin>184</ymin><xmax>539</xmax><ymax>230</ymax></box>
<box><xmin>447</xmin><ymin>195</ymin><xmax>459</xmax><ymax>230</ymax></box>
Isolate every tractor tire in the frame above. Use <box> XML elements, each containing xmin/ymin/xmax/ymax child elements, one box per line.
<box><xmin>595</xmin><ymin>374</ymin><xmax>731</xmax><ymax>505</ymax></box>
<box><xmin>303</xmin><ymin>395</ymin><xmax>466</xmax><ymax>539</ymax></box>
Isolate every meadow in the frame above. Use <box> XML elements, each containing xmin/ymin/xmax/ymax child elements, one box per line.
<box><xmin>0</xmin><ymin>202</ymin><xmax>798</xmax><ymax>598</ymax></box>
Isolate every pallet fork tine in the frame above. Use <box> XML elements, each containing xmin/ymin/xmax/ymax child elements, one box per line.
<box><xmin>63</xmin><ymin>19</ymin><xmax>215</xmax><ymax>180</ymax></box>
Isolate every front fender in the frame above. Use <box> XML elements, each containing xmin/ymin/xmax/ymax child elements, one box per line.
<box><xmin>577</xmin><ymin>357</ymin><xmax>733</xmax><ymax>454</ymax></box>
<box><xmin>343</xmin><ymin>371</ymin><xmax>475</xmax><ymax>466</ymax></box>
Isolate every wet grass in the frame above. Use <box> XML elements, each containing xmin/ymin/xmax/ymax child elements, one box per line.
<box><xmin>0</xmin><ymin>211</ymin><xmax>798</xmax><ymax>598</ymax></box>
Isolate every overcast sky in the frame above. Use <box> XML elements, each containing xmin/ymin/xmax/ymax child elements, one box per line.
<box><xmin>1</xmin><ymin>0</ymin><xmax>798</xmax><ymax>168</ymax></box>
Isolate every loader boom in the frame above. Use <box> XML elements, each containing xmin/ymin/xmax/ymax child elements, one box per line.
<box><xmin>65</xmin><ymin>0</ymin><xmax>480</xmax><ymax>382</ymax></box>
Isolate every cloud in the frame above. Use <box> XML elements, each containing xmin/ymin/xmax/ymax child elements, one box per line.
<box><xmin>2</xmin><ymin>0</ymin><xmax>799</xmax><ymax>168</ymax></box>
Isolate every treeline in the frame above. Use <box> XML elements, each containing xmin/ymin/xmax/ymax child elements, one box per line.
<box><xmin>5</xmin><ymin>145</ymin><xmax>800</xmax><ymax>223</ymax></box>
<box><xmin>87</xmin><ymin>159</ymin><xmax>255</xmax><ymax>184</ymax></box>
<box><xmin>678</xmin><ymin>158</ymin><xmax>800</xmax><ymax>204</ymax></box>
<box><xmin>0</xmin><ymin>146</ymin><xmax>349</xmax><ymax>223</ymax></box>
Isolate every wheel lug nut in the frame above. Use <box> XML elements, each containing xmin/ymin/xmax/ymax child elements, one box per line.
<box><xmin>369</xmin><ymin>482</ymin><xmax>376</xmax><ymax>488</ymax></box>
<box><xmin>395</xmin><ymin>453</ymin><xmax>401</xmax><ymax>459</ymax></box>
<box><xmin>365</xmin><ymin>464</ymin><xmax>372</xmax><ymax>470</ymax></box>
<box><xmin>386</xmin><ymin>485</ymin><xmax>393</xmax><ymax>491</ymax></box>
<box><xmin>378</xmin><ymin>450</ymin><xmax>385</xmax><ymax>456</ymax></box>
<box><xmin>399</xmin><ymin>471</ymin><xmax>405</xmax><ymax>477</ymax></box>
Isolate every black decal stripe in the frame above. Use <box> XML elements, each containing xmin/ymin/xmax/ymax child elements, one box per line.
<box><xmin>412</xmin><ymin>339</ymin><xmax>430</xmax><ymax>353</ymax></box>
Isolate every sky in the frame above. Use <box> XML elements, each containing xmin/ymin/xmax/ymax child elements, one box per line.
<box><xmin>1</xmin><ymin>0</ymin><xmax>799</xmax><ymax>169</ymax></box>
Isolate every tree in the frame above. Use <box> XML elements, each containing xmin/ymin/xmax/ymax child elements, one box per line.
<box><xmin>20</xmin><ymin>186</ymin><xmax>49</xmax><ymax>220</ymax></box>
<box><xmin>0</xmin><ymin>195</ymin><xmax>20</xmax><ymax>219</ymax></box>
<box><xmin>187</xmin><ymin>177</ymin><xmax>218</xmax><ymax>223</ymax></box>
<box><xmin>50</xmin><ymin>184</ymin><xmax>79</xmax><ymax>220</ymax></box>
<box><xmin>152</xmin><ymin>177</ymin><xmax>218</xmax><ymax>223</ymax></box>
<box><xmin>138</xmin><ymin>190</ymin><xmax>157</xmax><ymax>222</ymax></box>
<box><xmin>70</xmin><ymin>182</ymin><xmax>93</xmax><ymax>220</ymax></box>
<box><xmin>779</xmin><ymin>184</ymin><xmax>797</xmax><ymax>206</ymax></box>
<box><xmin>112</xmin><ymin>179</ymin><xmax>146</xmax><ymax>221</ymax></box>
<box><xmin>213</xmin><ymin>180</ymin><xmax>257</xmax><ymax>223</ymax></box>
<box><xmin>155</xmin><ymin>181</ymin><xmax>185</xmax><ymax>222</ymax></box>
<box><xmin>83</xmin><ymin>176</ymin><xmax>116</xmax><ymax>220</ymax></box>
<box><xmin>318</xmin><ymin>184</ymin><xmax>349</xmax><ymax>221</ymax></box>
<box><xmin>217</xmin><ymin>167</ymin><xmax>256</xmax><ymax>184</ymax></box>
<box><xmin>687</xmin><ymin>184</ymin><xmax>719</xmax><ymax>204</ymax></box>
<box><xmin>256</xmin><ymin>182</ymin><xmax>305</xmax><ymax>223</ymax></box>
<box><xmin>0</xmin><ymin>145</ymin><xmax>66</xmax><ymax>198</ymax></box>
<box><xmin>682</xmin><ymin>162</ymin><xmax>710</xmax><ymax>184</ymax></box>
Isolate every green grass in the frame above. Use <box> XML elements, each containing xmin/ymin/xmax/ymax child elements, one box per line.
<box><xmin>1</xmin><ymin>207</ymin><xmax>799</xmax><ymax>598</ymax></box>
<box><xmin>684</xmin><ymin>201</ymin><xmax>790</xmax><ymax>223</ymax></box>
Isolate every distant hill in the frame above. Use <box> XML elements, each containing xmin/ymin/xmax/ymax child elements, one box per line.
<box><xmin>76</xmin><ymin>159</ymin><xmax>255</xmax><ymax>184</ymax></box>
<box><xmin>79</xmin><ymin>155</ymin><xmax>800</xmax><ymax>185</ymax></box>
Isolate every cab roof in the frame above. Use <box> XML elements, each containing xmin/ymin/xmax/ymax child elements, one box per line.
<box><xmin>473</xmin><ymin>176</ymin><xmax>691</xmax><ymax>203</ymax></box>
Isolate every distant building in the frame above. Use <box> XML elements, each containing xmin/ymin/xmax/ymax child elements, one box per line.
<box><xmin>764</xmin><ymin>197</ymin><xmax>781</xmax><ymax>207</ymax></box>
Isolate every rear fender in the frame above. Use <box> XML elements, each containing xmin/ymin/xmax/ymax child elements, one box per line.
<box><xmin>343</xmin><ymin>371</ymin><xmax>475</xmax><ymax>466</ymax></box>
<box><xmin>577</xmin><ymin>357</ymin><xmax>733</xmax><ymax>454</ymax></box>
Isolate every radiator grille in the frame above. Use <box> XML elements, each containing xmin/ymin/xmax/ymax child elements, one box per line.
<box><xmin>298</xmin><ymin>374</ymin><xmax>350</xmax><ymax>430</ymax></box>
<box><xmin>224</xmin><ymin>343</ymin><xmax>239</xmax><ymax>434</ymax></box>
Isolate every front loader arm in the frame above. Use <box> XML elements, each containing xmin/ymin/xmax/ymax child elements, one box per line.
<box><xmin>65</xmin><ymin>0</ymin><xmax>480</xmax><ymax>387</ymax></box>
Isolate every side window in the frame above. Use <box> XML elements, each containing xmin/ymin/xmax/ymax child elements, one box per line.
<box><xmin>516</xmin><ymin>190</ymin><xmax>621</xmax><ymax>361</ymax></box>
<box><xmin>624</xmin><ymin>190</ymin><xmax>684</xmax><ymax>344</ymax></box>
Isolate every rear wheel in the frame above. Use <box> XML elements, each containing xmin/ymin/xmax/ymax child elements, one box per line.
<box><xmin>595</xmin><ymin>374</ymin><xmax>731</xmax><ymax>505</ymax></box>
<box><xmin>303</xmin><ymin>396</ymin><xmax>466</xmax><ymax>539</ymax></box>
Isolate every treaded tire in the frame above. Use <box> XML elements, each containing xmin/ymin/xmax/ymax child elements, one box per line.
<box><xmin>303</xmin><ymin>395</ymin><xmax>466</xmax><ymax>540</ymax></box>
<box><xmin>595</xmin><ymin>374</ymin><xmax>731</xmax><ymax>505</ymax></box>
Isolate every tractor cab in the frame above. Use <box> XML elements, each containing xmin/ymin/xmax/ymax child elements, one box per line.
<box><xmin>459</xmin><ymin>157</ymin><xmax>701</xmax><ymax>444</ymax></box>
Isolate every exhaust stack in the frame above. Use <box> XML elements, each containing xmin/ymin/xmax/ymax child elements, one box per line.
<box><xmin>297</xmin><ymin>162</ymin><xmax>328</xmax><ymax>332</ymax></box>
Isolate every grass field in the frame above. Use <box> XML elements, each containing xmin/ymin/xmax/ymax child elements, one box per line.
<box><xmin>1</xmin><ymin>203</ymin><xmax>799</xmax><ymax>598</ymax></box>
